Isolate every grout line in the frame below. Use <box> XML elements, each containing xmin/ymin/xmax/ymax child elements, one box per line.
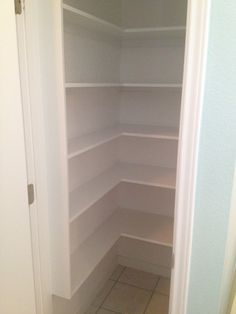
<box><xmin>143</xmin><ymin>277</ymin><xmax>161</xmax><ymax>314</ymax></box>
<box><xmin>116</xmin><ymin>266</ymin><xmax>126</xmax><ymax>281</ymax></box>
<box><xmin>155</xmin><ymin>291</ymin><xmax>170</xmax><ymax>297</ymax></box>
<box><xmin>96</xmin><ymin>266</ymin><xmax>126</xmax><ymax>313</ymax></box>
<box><xmin>100</xmin><ymin>307</ymin><xmax>122</xmax><ymax>314</ymax></box>
<box><xmin>116</xmin><ymin>280</ymin><xmax>156</xmax><ymax>293</ymax></box>
<box><xmin>95</xmin><ymin>280</ymin><xmax>116</xmax><ymax>314</ymax></box>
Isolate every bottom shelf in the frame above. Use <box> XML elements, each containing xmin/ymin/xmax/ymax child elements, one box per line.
<box><xmin>71</xmin><ymin>208</ymin><xmax>173</xmax><ymax>293</ymax></box>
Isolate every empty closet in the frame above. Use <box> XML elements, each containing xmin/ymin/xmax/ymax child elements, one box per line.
<box><xmin>53</xmin><ymin>1</ymin><xmax>188</xmax><ymax>313</ymax></box>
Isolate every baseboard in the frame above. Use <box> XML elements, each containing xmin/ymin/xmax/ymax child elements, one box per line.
<box><xmin>118</xmin><ymin>255</ymin><xmax>171</xmax><ymax>278</ymax></box>
<box><xmin>117</xmin><ymin>236</ymin><xmax>172</xmax><ymax>278</ymax></box>
<box><xmin>53</xmin><ymin>245</ymin><xmax>118</xmax><ymax>314</ymax></box>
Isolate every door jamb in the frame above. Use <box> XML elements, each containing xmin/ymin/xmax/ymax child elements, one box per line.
<box><xmin>15</xmin><ymin>1</ymin><xmax>53</xmax><ymax>314</ymax></box>
<box><xmin>169</xmin><ymin>0</ymin><xmax>211</xmax><ymax>313</ymax></box>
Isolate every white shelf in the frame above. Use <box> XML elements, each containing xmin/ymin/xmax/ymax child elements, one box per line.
<box><xmin>70</xmin><ymin>165</ymin><xmax>120</xmax><ymax>221</ymax></box>
<box><xmin>63</xmin><ymin>4</ymin><xmax>186</xmax><ymax>40</ymax></box>
<box><xmin>70</xmin><ymin>163</ymin><xmax>176</xmax><ymax>222</ymax></box>
<box><xmin>65</xmin><ymin>83</ymin><xmax>121</xmax><ymax>88</ymax></box>
<box><xmin>71</xmin><ymin>208</ymin><xmax>173</xmax><ymax>292</ymax></box>
<box><xmin>63</xmin><ymin>4</ymin><xmax>122</xmax><ymax>36</ymax></box>
<box><xmin>65</xmin><ymin>82</ymin><xmax>182</xmax><ymax>89</ymax></box>
<box><xmin>68</xmin><ymin>126</ymin><xmax>120</xmax><ymax>159</ymax></box>
<box><xmin>68</xmin><ymin>124</ymin><xmax>179</xmax><ymax>159</ymax></box>
<box><xmin>123</xmin><ymin>26</ymin><xmax>186</xmax><ymax>40</ymax></box>
<box><xmin>121</xmin><ymin>124</ymin><xmax>179</xmax><ymax>140</ymax></box>
<box><xmin>120</xmin><ymin>163</ymin><xmax>176</xmax><ymax>189</ymax></box>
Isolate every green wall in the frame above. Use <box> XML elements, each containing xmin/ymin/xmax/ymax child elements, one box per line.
<box><xmin>187</xmin><ymin>1</ymin><xmax>236</xmax><ymax>313</ymax></box>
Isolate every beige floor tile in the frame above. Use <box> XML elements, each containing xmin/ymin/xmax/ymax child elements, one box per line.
<box><xmin>97</xmin><ymin>309</ymin><xmax>120</xmax><ymax>314</ymax></box>
<box><xmin>103</xmin><ymin>282</ymin><xmax>151</xmax><ymax>314</ymax></box>
<box><xmin>110</xmin><ymin>265</ymin><xmax>125</xmax><ymax>281</ymax></box>
<box><xmin>155</xmin><ymin>277</ymin><xmax>170</xmax><ymax>296</ymax></box>
<box><xmin>145</xmin><ymin>293</ymin><xmax>169</xmax><ymax>314</ymax></box>
<box><xmin>92</xmin><ymin>280</ymin><xmax>115</xmax><ymax>308</ymax></box>
<box><xmin>84</xmin><ymin>305</ymin><xmax>97</xmax><ymax>314</ymax></box>
<box><xmin>118</xmin><ymin>267</ymin><xmax>159</xmax><ymax>291</ymax></box>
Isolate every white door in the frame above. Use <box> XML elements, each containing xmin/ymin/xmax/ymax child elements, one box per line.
<box><xmin>0</xmin><ymin>1</ymin><xmax>37</xmax><ymax>314</ymax></box>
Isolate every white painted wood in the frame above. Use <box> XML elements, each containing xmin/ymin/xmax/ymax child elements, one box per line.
<box><xmin>123</xmin><ymin>26</ymin><xmax>186</xmax><ymax>40</ymax></box>
<box><xmin>54</xmin><ymin>0</ymin><xmax>187</xmax><ymax>303</ymax></box>
<box><xmin>120</xmin><ymin>163</ymin><xmax>176</xmax><ymax>189</ymax></box>
<box><xmin>70</xmin><ymin>166</ymin><xmax>119</xmax><ymax>221</ymax></box>
<box><xmin>70</xmin><ymin>163</ymin><xmax>176</xmax><ymax>221</ymax></box>
<box><xmin>68</xmin><ymin>126</ymin><xmax>121</xmax><ymax>158</ymax></box>
<box><xmin>118</xmin><ymin>256</ymin><xmax>171</xmax><ymax>278</ymax></box>
<box><xmin>63</xmin><ymin>3</ymin><xmax>186</xmax><ymax>40</ymax></box>
<box><xmin>64</xmin><ymin>28</ymin><xmax>120</xmax><ymax>84</ymax></box>
<box><xmin>53</xmin><ymin>245</ymin><xmax>118</xmax><ymax>314</ymax></box>
<box><xmin>65</xmin><ymin>83</ymin><xmax>182</xmax><ymax>88</ymax></box>
<box><xmin>71</xmin><ymin>208</ymin><xmax>173</xmax><ymax>291</ymax></box>
<box><xmin>169</xmin><ymin>0</ymin><xmax>211</xmax><ymax>313</ymax></box>
<box><xmin>121</xmin><ymin>0</ymin><xmax>187</xmax><ymax>29</ymax></box>
<box><xmin>66</xmin><ymin>87</ymin><xmax>119</xmax><ymax>140</ymax></box>
<box><xmin>117</xmin><ymin>237</ymin><xmax>172</xmax><ymax>277</ymax></box>
<box><xmin>68</xmin><ymin>124</ymin><xmax>178</xmax><ymax>159</ymax></box>
<box><xmin>15</xmin><ymin>1</ymin><xmax>53</xmax><ymax>312</ymax></box>
<box><xmin>26</xmin><ymin>0</ymin><xmax>71</xmax><ymax>299</ymax></box>
<box><xmin>69</xmin><ymin>140</ymin><xmax>118</xmax><ymax>191</ymax></box>
<box><xmin>121</xmin><ymin>83</ymin><xmax>182</xmax><ymax>89</ymax></box>
<box><xmin>120</xmin><ymin>41</ymin><xmax>185</xmax><ymax>85</ymax></box>
<box><xmin>118</xmin><ymin>183</ymin><xmax>175</xmax><ymax>217</ymax></box>
<box><xmin>120</xmin><ymin>89</ymin><xmax>182</xmax><ymax>128</ymax></box>
<box><xmin>0</xmin><ymin>1</ymin><xmax>36</xmax><ymax>313</ymax></box>
<box><xmin>119</xmin><ymin>136</ymin><xmax>178</xmax><ymax>168</ymax></box>
<box><xmin>66</xmin><ymin>82</ymin><xmax>121</xmax><ymax>88</ymax></box>
<box><xmin>70</xmin><ymin>188</ymin><xmax>118</xmax><ymax>250</ymax></box>
<box><xmin>64</xmin><ymin>0</ymin><xmax>122</xmax><ymax>26</ymax></box>
<box><xmin>63</xmin><ymin>4</ymin><xmax>122</xmax><ymax>36</ymax></box>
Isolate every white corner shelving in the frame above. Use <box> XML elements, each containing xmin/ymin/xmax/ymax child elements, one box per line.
<box><xmin>71</xmin><ymin>208</ymin><xmax>173</xmax><ymax>292</ymax></box>
<box><xmin>70</xmin><ymin>163</ymin><xmax>176</xmax><ymax>222</ymax></box>
<box><xmin>63</xmin><ymin>4</ymin><xmax>186</xmax><ymax>40</ymax></box>
<box><xmin>68</xmin><ymin>124</ymin><xmax>179</xmax><ymax>159</ymax></box>
<box><xmin>63</xmin><ymin>4</ymin><xmax>122</xmax><ymax>36</ymax></box>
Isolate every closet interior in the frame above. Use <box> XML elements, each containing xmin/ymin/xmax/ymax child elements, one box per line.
<box><xmin>53</xmin><ymin>1</ymin><xmax>187</xmax><ymax>313</ymax></box>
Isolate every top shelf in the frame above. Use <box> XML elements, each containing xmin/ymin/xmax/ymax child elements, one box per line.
<box><xmin>63</xmin><ymin>4</ymin><xmax>186</xmax><ymax>39</ymax></box>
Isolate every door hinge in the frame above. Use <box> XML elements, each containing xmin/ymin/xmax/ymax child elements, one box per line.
<box><xmin>172</xmin><ymin>253</ymin><xmax>175</xmax><ymax>268</ymax></box>
<box><xmin>27</xmin><ymin>184</ymin><xmax>35</xmax><ymax>205</ymax></box>
<box><xmin>15</xmin><ymin>0</ymin><xmax>22</xmax><ymax>14</ymax></box>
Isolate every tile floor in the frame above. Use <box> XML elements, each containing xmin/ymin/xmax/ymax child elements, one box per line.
<box><xmin>85</xmin><ymin>265</ymin><xmax>170</xmax><ymax>314</ymax></box>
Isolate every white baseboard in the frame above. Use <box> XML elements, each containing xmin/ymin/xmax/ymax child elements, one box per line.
<box><xmin>53</xmin><ymin>245</ymin><xmax>118</xmax><ymax>314</ymax></box>
<box><xmin>118</xmin><ymin>255</ymin><xmax>171</xmax><ymax>278</ymax></box>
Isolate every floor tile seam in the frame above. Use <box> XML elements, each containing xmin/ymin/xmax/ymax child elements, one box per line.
<box><xmin>116</xmin><ymin>280</ymin><xmax>158</xmax><ymax>293</ymax></box>
<box><xmin>100</xmin><ymin>306</ymin><xmax>122</xmax><ymax>314</ymax></box>
<box><xmin>143</xmin><ymin>277</ymin><xmax>161</xmax><ymax>314</ymax></box>
<box><xmin>95</xmin><ymin>280</ymin><xmax>117</xmax><ymax>314</ymax></box>
<box><xmin>154</xmin><ymin>291</ymin><xmax>170</xmax><ymax>297</ymax></box>
<box><xmin>116</xmin><ymin>266</ymin><xmax>126</xmax><ymax>282</ymax></box>
<box><xmin>97</xmin><ymin>267</ymin><xmax>126</xmax><ymax>313</ymax></box>
<box><xmin>110</xmin><ymin>266</ymin><xmax>126</xmax><ymax>283</ymax></box>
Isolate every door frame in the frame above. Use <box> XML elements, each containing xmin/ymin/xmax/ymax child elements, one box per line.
<box><xmin>170</xmin><ymin>0</ymin><xmax>211</xmax><ymax>313</ymax></box>
<box><xmin>0</xmin><ymin>1</ymin><xmax>37</xmax><ymax>314</ymax></box>
<box><xmin>15</xmin><ymin>1</ymin><xmax>54</xmax><ymax>313</ymax></box>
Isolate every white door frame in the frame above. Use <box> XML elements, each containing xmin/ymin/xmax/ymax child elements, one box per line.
<box><xmin>0</xmin><ymin>1</ymin><xmax>37</xmax><ymax>314</ymax></box>
<box><xmin>15</xmin><ymin>1</ymin><xmax>53</xmax><ymax>314</ymax></box>
<box><xmin>170</xmin><ymin>0</ymin><xmax>211</xmax><ymax>313</ymax></box>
